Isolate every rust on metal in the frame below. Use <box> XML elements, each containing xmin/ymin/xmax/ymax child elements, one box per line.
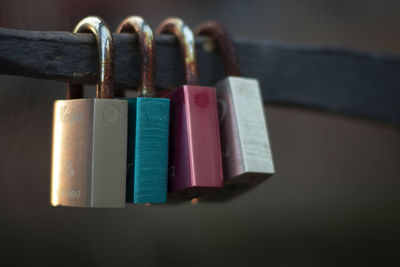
<box><xmin>156</xmin><ymin>17</ymin><xmax>199</xmax><ymax>85</ymax></box>
<box><xmin>67</xmin><ymin>16</ymin><xmax>115</xmax><ymax>99</ymax></box>
<box><xmin>195</xmin><ymin>21</ymin><xmax>241</xmax><ymax>77</ymax></box>
<box><xmin>116</xmin><ymin>16</ymin><xmax>155</xmax><ymax>97</ymax></box>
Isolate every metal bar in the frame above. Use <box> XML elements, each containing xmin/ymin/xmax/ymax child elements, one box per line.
<box><xmin>0</xmin><ymin>27</ymin><xmax>400</xmax><ymax>125</ymax></box>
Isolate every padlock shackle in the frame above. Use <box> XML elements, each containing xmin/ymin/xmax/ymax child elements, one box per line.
<box><xmin>67</xmin><ymin>16</ymin><xmax>115</xmax><ymax>99</ymax></box>
<box><xmin>195</xmin><ymin>21</ymin><xmax>241</xmax><ymax>77</ymax></box>
<box><xmin>156</xmin><ymin>18</ymin><xmax>199</xmax><ymax>86</ymax></box>
<box><xmin>116</xmin><ymin>16</ymin><xmax>155</xmax><ymax>97</ymax></box>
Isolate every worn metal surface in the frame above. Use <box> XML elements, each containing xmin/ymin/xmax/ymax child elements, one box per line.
<box><xmin>195</xmin><ymin>21</ymin><xmax>241</xmax><ymax>76</ymax></box>
<box><xmin>116</xmin><ymin>16</ymin><xmax>155</xmax><ymax>97</ymax></box>
<box><xmin>68</xmin><ymin>17</ymin><xmax>115</xmax><ymax>99</ymax></box>
<box><xmin>157</xmin><ymin>17</ymin><xmax>199</xmax><ymax>85</ymax></box>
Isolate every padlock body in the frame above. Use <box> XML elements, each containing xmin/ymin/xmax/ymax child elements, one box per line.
<box><xmin>168</xmin><ymin>85</ymin><xmax>223</xmax><ymax>198</ymax></box>
<box><xmin>51</xmin><ymin>99</ymin><xmax>128</xmax><ymax>207</ymax></box>
<box><xmin>125</xmin><ymin>97</ymin><xmax>170</xmax><ymax>203</ymax></box>
<box><xmin>210</xmin><ymin>76</ymin><xmax>274</xmax><ymax>200</ymax></box>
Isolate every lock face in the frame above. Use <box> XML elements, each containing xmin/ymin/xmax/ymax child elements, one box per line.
<box><xmin>51</xmin><ymin>99</ymin><xmax>128</xmax><ymax>207</ymax></box>
<box><xmin>125</xmin><ymin>97</ymin><xmax>170</xmax><ymax>203</ymax></box>
<box><xmin>209</xmin><ymin>76</ymin><xmax>274</xmax><ymax>200</ymax></box>
<box><xmin>168</xmin><ymin>85</ymin><xmax>224</xmax><ymax>198</ymax></box>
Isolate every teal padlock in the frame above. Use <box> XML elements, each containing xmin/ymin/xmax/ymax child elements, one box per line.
<box><xmin>117</xmin><ymin>16</ymin><xmax>170</xmax><ymax>204</ymax></box>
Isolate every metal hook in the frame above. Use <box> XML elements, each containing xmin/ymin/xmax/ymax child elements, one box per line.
<box><xmin>116</xmin><ymin>16</ymin><xmax>155</xmax><ymax>97</ymax></box>
<box><xmin>195</xmin><ymin>21</ymin><xmax>241</xmax><ymax>77</ymax></box>
<box><xmin>67</xmin><ymin>16</ymin><xmax>115</xmax><ymax>99</ymax></box>
<box><xmin>157</xmin><ymin>17</ymin><xmax>199</xmax><ymax>85</ymax></box>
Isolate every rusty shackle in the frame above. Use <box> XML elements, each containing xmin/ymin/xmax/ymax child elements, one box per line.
<box><xmin>195</xmin><ymin>21</ymin><xmax>241</xmax><ymax>77</ymax></box>
<box><xmin>116</xmin><ymin>16</ymin><xmax>155</xmax><ymax>97</ymax></box>
<box><xmin>67</xmin><ymin>16</ymin><xmax>115</xmax><ymax>99</ymax></box>
<box><xmin>157</xmin><ymin>17</ymin><xmax>199</xmax><ymax>85</ymax></box>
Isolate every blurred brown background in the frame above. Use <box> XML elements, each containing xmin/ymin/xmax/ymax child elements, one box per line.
<box><xmin>0</xmin><ymin>0</ymin><xmax>399</xmax><ymax>266</ymax></box>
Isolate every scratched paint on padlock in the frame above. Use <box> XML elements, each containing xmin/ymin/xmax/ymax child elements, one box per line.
<box><xmin>133</xmin><ymin>97</ymin><xmax>170</xmax><ymax>203</ymax></box>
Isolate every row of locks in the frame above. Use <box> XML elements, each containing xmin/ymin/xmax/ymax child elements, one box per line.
<box><xmin>50</xmin><ymin>16</ymin><xmax>275</xmax><ymax>207</ymax></box>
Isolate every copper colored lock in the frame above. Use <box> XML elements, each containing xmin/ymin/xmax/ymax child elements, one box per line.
<box><xmin>51</xmin><ymin>16</ymin><xmax>128</xmax><ymax>208</ymax></box>
<box><xmin>157</xmin><ymin>18</ymin><xmax>223</xmax><ymax>199</ymax></box>
<box><xmin>195</xmin><ymin>21</ymin><xmax>274</xmax><ymax>200</ymax></box>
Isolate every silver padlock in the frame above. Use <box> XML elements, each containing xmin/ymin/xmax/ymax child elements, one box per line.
<box><xmin>51</xmin><ymin>16</ymin><xmax>128</xmax><ymax>208</ymax></box>
<box><xmin>196</xmin><ymin>21</ymin><xmax>274</xmax><ymax>200</ymax></box>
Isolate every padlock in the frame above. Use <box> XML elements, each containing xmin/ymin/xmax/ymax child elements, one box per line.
<box><xmin>116</xmin><ymin>16</ymin><xmax>170</xmax><ymax>204</ymax></box>
<box><xmin>156</xmin><ymin>18</ymin><xmax>224</xmax><ymax>199</ymax></box>
<box><xmin>195</xmin><ymin>21</ymin><xmax>274</xmax><ymax>200</ymax></box>
<box><xmin>51</xmin><ymin>16</ymin><xmax>128</xmax><ymax>208</ymax></box>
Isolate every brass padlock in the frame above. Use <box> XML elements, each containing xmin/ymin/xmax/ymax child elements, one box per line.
<box><xmin>51</xmin><ymin>16</ymin><xmax>128</xmax><ymax>207</ymax></box>
<box><xmin>196</xmin><ymin>21</ymin><xmax>274</xmax><ymax>200</ymax></box>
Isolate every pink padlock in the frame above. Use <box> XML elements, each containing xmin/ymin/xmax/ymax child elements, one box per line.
<box><xmin>157</xmin><ymin>18</ymin><xmax>224</xmax><ymax>199</ymax></box>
